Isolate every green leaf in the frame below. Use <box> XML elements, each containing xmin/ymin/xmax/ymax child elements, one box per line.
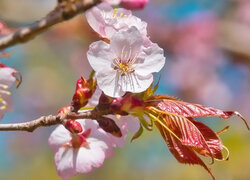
<box><xmin>130</xmin><ymin>124</ymin><xmax>143</xmax><ymax>143</ymax></box>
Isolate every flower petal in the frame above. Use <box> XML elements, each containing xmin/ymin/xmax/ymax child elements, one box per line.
<box><xmin>48</xmin><ymin>125</ymin><xmax>71</xmax><ymax>152</ymax></box>
<box><xmin>85</xmin><ymin>3</ymin><xmax>112</xmax><ymax>37</ymax></box>
<box><xmin>122</xmin><ymin>115</ymin><xmax>140</xmax><ymax>134</ymax></box>
<box><xmin>135</xmin><ymin>43</ymin><xmax>165</xmax><ymax>76</ymax></box>
<box><xmin>96</xmin><ymin>68</ymin><xmax>125</xmax><ymax>97</ymax></box>
<box><xmin>0</xmin><ymin>66</ymin><xmax>16</xmax><ymax>87</ymax></box>
<box><xmin>110</xmin><ymin>26</ymin><xmax>143</xmax><ymax>59</ymax></box>
<box><xmin>87</xmin><ymin>40</ymin><xmax>113</xmax><ymax>72</ymax></box>
<box><xmin>54</xmin><ymin>147</ymin><xmax>76</xmax><ymax>180</ymax></box>
<box><xmin>121</xmin><ymin>73</ymin><xmax>153</xmax><ymax>93</ymax></box>
<box><xmin>75</xmin><ymin>138</ymin><xmax>110</xmax><ymax>173</ymax></box>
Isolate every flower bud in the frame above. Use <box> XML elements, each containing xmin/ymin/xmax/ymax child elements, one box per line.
<box><xmin>98</xmin><ymin>93</ymin><xmax>113</xmax><ymax>105</ymax></box>
<box><xmin>65</xmin><ymin>120</ymin><xmax>83</xmax><ymax>134</ymax></box>
<box><xmin>120</xmin><ymin>0</ymin><xmax>148</xmax><ymax>10</ymax></box>
<box><xmin>58</xmin><ymin>105</ymin><xmax>71</xmax><ymax>114</ymax></box>
<box><xmin>72</xmin><ymin>88</ymin><xmax>92</xmax><ymax>111</ymax></box>
<box><xmin>75</xmin><ymin>76</ymin><xmax>88</xmax><ymax>90</ymax></box>
<box><xmin>71</xmin><ymin>76</ymin><xmax>97</xmax><ymax>111</ymax></box>
<box><xmin>97</xmin><ymin>117</ymin><xmax>122</xmax><ymax>137</ymax></box>
<box><xmin>110</xmin><ymin>94</ymin><xmax>145</xmax><ymax>115</ymax></box>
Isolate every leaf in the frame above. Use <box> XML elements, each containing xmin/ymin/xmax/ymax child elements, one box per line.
<box><xmin>138</xmin><ymin>78</ymin><xmax>160</xmax><ymax>100</ymax></box>
<box><xmin>130</xmin><ymin>124</ymin><xmax>143</xmax><ymax>143</ymax></box>
<box><xmin>139</xmin><ymin>116</ymin><xmax>152</xmax><ymax>131</ymax></box>
<box><xmin>155</xmin><ymin>121</ymin><xmax>215</xmax><ymax>180</ymax></box>
<box><xmin>148</xmin><ymin>95</ymin><xmax>249</xmax><ymax>130</ymax></box>
<box><xmin>189</xmin><ymin>118</ymin><xmax>224</xmax><ymax>160</ymax></box>
<box><xmin>162</xmin><ymin>114</ymin><xmax>215</xmax><ymax>161</ymax></box>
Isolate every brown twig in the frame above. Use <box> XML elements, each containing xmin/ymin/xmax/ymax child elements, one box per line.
<box><xmin>0</xmin><ymin>0</ymin><xmax>101</xmax><ymax>51</ymax></box>
<box><xmin>0</xmin><ymin>109</ymin><xmax>110</xmax><ymax>132</ymax></box>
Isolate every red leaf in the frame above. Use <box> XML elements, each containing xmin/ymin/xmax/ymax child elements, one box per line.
<box><xmin>162</xmin><ymin>114</ymin><xmax>213</xmax><ymax>159</ymax></box>
<box><xmin>148</xmin><ymin>95</ymin><xmax>249</xmax><ymax>130</ymax></box>
<box><xmin>189</xmin><ymin>118</ymin><xmax>224</xmax><ymax>160</ymax></box>
<box><xmin>155</xmin><ymin>121</ymin><xmax>215</xmax><ymax>180</ymax></box>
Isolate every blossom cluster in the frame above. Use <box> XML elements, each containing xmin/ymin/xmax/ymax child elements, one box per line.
<box><xmin>46</xmin><ymin>2</ymin><xmax>249</xmax><ymax>180</ymax></box>
<box><xmin>0</xmin><ymin>2</ymin><xmax>247</xmax><ymax>180</ymax></box>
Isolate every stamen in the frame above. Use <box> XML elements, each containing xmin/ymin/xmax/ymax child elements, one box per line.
<box><xmin>0</xmin><ymin>84</ymin><xmax>8</xmax><ymax>89</ymax></box>
<box><xmin>127</xmin><ymin>47</ymin><xmax>132</xmax><ymax>62</ymax></box>
<box><xmin>123</xmin><ymin>51</ymin><xmax>128</xmax><ymax>61</ymax></box>
<box><xmin>129</xmin><ymin>51</ymin><xmax>139</xmax><ymax>65</ymax></box>
<box><xmin>113</xmin><ymin>9</ymin><xmax>117</xmax><ymax>17</ymax></box>
<box><xmin>121</xmin><ymin>46</ymin><xmax>126</xmax><ymax>61</ymax></box>
<box><xmin>0</xmin><ymin>89</ymin><xmax>11</xmax><ymax>95</ymax></box>
<box><xmin>0</xmin><ymin>97</ymin><xmax>7</xmax><ymax>110</ymax></box>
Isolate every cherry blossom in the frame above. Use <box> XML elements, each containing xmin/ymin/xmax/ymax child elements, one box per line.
<box><xmin>48</xmin><ymin>119</ymin><xmax>114</xmax><ymax>180</ymax></box>
<box><xmin>0</xmin><ymin>63</ymin><xmax>18</xmax><ymax>119</ymax></box>
<box><xmin>87</xmin><ymin>26</ymin><xmax>165</xmax><ymax>97</ymax></box>
<box><xmin>85</xmin><ymin>86</ymin><xmax>141</xmax><ymax>147</ymax></box>
<box><xmin>85</xmin><ymin>2</ymin><xmax>147</xmax><ymax>40</ymax></box>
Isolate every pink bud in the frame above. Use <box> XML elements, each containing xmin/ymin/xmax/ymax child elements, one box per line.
<box><xmin>97</xmin><ymin>117</ymin><xmax>122</xmax><ymax>137</ymax></box>
<box><xmin>65</xmin><ymin>120</ymin><xmax>83</xmax><ymax>134</ymax></box>
<box><xmin>75</xmin><ymin>76</ymin><xmax>88</xmax><ymax>90</ymax></box>
<box><xmin>71</xmin><ymin>88</ymin><xmax>93</xmax><ymax>111</ymax></box>
<box><xmin>110</xmin><ymin>94</ymin><xmax>144</xmax><ymax>115</ymax></box>
<box><xmin>58</xmin><ymin>105</ymin><xmax>71</xmax><ymax>114</ymax></box>
<box><xmin>120</xmin><ymin>0</ymin><xmax>148</xmax><ymax>10</ymax></box>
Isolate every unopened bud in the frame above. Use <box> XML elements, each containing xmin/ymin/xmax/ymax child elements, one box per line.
<box><xmin>71</xmin><ymin>87</ymin><xmax>92</xmax><ymax>111</ymax></box>
<box><xmin>110</xmin><ymin>94</ymin><xmax>144</xmax><ymax>115</ymax></box>
<box><xmin>99</xmin><ymin>93</ymin><xmax>113</xmax><ymax>105</ymax></box>
<box><xmin>65</xmin><ymin>120</ymin><xmax>83</xmax><ymax>134</ymax></box>
<box><xmin>97</xmin><ymin>117</ymin><xmax>122</xmax><ymax>137</ymax></box>
<box><xmin>76</xmin><ymin>76</ymin><xmax>88</xmax><ymax>90</ymax></box>
<box><xmin>71</xmin><ymin>76</ymin><xmax>97</xmax><ymax>111</ymax></box>
<box><xmin>58</xmin><ymin>105</ymin><xmax>71</xmax><ymax>114</ymax></box>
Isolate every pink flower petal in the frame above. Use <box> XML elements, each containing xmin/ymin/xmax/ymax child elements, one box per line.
<box><xmin>48</xmin><ymin>125</ymin><xmax>71</xmax><ymax>152</ymax></box>
<box><xmin>55</xmin><ymin>147</ymin><xmax>76</xmax><ymax>180</ymax></box>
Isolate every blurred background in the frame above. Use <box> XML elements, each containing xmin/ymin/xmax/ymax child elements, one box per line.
<box><xmin>0</xmin><ymin>0</ymin><xmax>250</xmax><ymax>179</ymax></box>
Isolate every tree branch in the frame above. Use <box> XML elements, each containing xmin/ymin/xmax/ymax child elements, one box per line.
<box><xmin>0</xmin><ymin>0</ymin><xmax>101</xmax><ymax>51</ymax></box>
<box><xmin>0</xmin><ymin>109</ymin><xmax>110</xmax><ymax>132</ymax></box>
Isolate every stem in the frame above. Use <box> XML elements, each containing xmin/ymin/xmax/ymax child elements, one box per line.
<box><xmin>0</xmin><ymin>0</ymin><xmax>101</xmax><ymax>51</ymax></box>
<box><xmin>0</xmin><ymin>109</ymin><xmax>110</xmax><ymax>132</ymax></box>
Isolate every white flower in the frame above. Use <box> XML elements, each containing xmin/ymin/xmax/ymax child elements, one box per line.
<box><xmin>48</xmin><ymin>119</ymin><xmax>114</xmax><ymax>180</ymax></box>
<box><xmin>0</xmin><ymin>63</ymin><xmax>17</xmax><ymax>119</ymax></box>
<box><xmin>86</xmin><ymin>2</ymin><xmax>147</xmax><ymax>40</ymax></box>
<box><xmin>87</xmin><ymin>26</ymin><xmax>165</xmax><ymax>97</ymax></box>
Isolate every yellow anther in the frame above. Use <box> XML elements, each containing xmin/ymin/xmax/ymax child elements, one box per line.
<box><xmin>113</xmin><ymin>9</ymin><xmax>117</xmax><ymax>17</ymax></box>
<box><xmin>0</xmin><ymin>90</ymin><xmax>11</xmax><ymax>95</ymax></box>
<box><xmin>0</xmin><ymin>84</ymin><xmax>8</xmax><ymax>89</ymax></box>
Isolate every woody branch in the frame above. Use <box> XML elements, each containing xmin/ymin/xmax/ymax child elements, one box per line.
<box><xmin>0</xmin><ymin>0</ymin><xmax>101</xmax><ymax>51</ymax></box>
<box><xmin>0</xmin><ymin>109</ymin><xmax>110</xmax><ymax>132</ymax></box>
